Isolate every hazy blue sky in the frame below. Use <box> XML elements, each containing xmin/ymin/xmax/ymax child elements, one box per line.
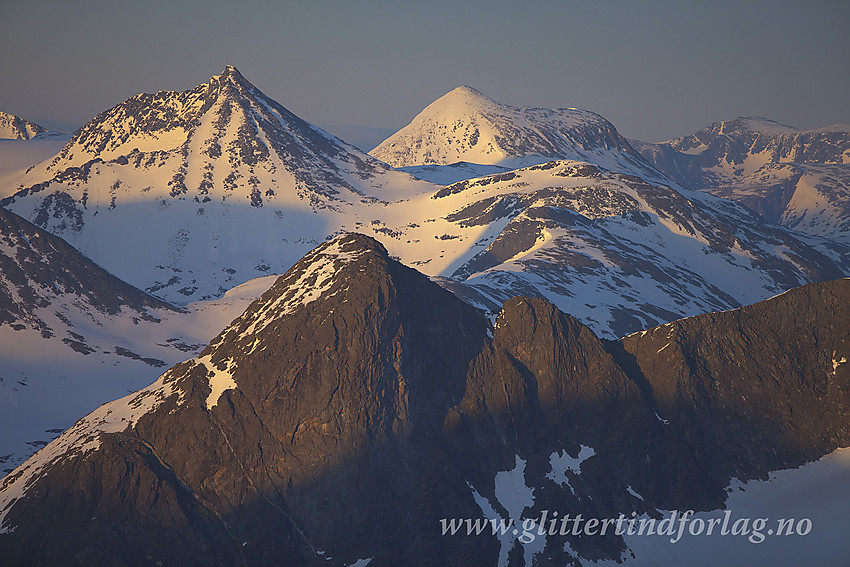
<box><xmin>1</xmin><ymin>0</ymin><xmax>848</xmax><ymax>145</ymax></box>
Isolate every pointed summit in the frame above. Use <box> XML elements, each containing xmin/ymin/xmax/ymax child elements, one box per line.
<box><xmin>221</xmin><ymin>64</ymin><xmax>241</xmax><ymax>78</ymax></box>
<box><xmin>450</xmin><ymin>85</ymin><xmax>484</xmax><ymax>96</ymax></box>
<box><xmin>415</xmin><ymin>85</ymin><xmax>500</xmax><ymax>121</ymax></box>
<box><xmin>210</xmin><ymin>64</ymin><xmax>249</xmax><ymax>88</ymax></box>
<box><xmin>45</xmin><ymin>65</ymin><xmax>275</xmax><ymax>160</ymax></box>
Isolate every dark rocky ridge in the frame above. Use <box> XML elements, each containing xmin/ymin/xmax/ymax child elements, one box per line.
<box><xmin>621</xmin><ymin>281</ymin><xmax>850</xmax><ymax>481</ymax></box>
<box><xmin>1</xmin><ymin>234</ymin><xmax>848</xmax><ymax>566</ymax></box>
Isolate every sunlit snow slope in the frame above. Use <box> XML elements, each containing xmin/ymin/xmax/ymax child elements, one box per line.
<box><xmin>2</xmin><ymin>70</ymin><xmax>848</xmax><ymax>343</ymax></box>
<box><xmin>361</xmin><ymin>161</ymin><xmax>850</xmax><ymax>338</ymax></box>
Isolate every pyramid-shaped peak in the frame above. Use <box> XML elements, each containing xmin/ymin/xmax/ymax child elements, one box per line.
<box><xmin>221</xmin><ymin>64</ymin><xmax>243</xmax><ymax>79</ymax></box>
<box><xmin>212</xmin><ymin>234</ymin><xmax>390</xmax><ymax>338</ymax></box>
<box><xmin>284</xmin><ymin>233</ymin><xmax>390</xmax><ymax>276</ymax></box>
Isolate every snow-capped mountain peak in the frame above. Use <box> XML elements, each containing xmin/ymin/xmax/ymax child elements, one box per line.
<box><xmin>370</xmin><ymin>85</ymin><xmax>658</xmax><ymax>179</ymax></box>
<box><xmin>51</xmin><ymin>64</ymin><xmax>370</xmax><ymax>168</ymax></box>
<box><xmin>1</xmin><ymin>66</ymin><xmax>435</xmax><ymax>304</ymax></box>
<box><xmin>214</xmin><ymin>63</ymin><xmax>244</xmax><ymax>82</ymax></box>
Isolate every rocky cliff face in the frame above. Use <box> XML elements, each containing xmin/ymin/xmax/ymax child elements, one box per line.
<box><xmin>621</xmin><ymin>280</ymin><xmax>850</xmax><ymax>486</ymax></box>
<box><xmin>1</xmin><ymin>234</ymin><xmax>848</xmax><ymax>566</ymax></box>
<box><xmin>0</xmin><ymin>234</ymin><xmax>492</xmax><ymax>565</ymax></box>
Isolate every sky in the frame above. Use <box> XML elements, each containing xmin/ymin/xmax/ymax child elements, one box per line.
<box><xmin>1</xmin><ymin>0</ymin><xmax>848</xmax><ymax>147</ymax></box>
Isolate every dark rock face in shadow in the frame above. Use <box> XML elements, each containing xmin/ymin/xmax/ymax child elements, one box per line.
<box><xmin>1</xmin><ymin>234</ymin><xmax>848</xmax><ymax>566</ymax></box>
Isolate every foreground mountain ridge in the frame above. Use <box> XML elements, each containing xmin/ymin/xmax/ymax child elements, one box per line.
<box><xmin>2</xmin><ymin>234</ymin><xmax>848</xmax><ymax>566</ymax></box>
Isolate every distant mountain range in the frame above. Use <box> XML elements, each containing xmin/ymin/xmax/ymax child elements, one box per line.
<box><xmin>0</xmin><ymin>112</ymin><xmax>67</xmax><ymax>141</ymax></box>
<box><xmin>633</xmin><ymin>117</ymin><xmax>850</xmax><ymax>242</ymax></box>
<box><xmin>395</xmin><ymin>159</ymin><xmax>849</xmax><ymax>337</ymax></box>
<box><xmin>0</xmin><ymin>112</ymin><xmax>48</xmax><ymax>141</ymax></box>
